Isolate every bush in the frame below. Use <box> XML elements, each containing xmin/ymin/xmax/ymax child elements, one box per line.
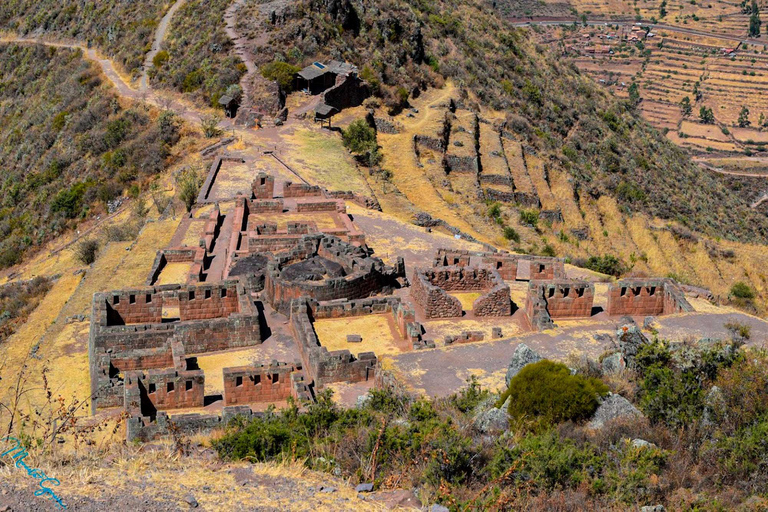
<box><xmin>75</xmin><ymin>239</ymin><xmax>99</xmax><ymax>265</ymax></box>
<box><xmin>503</xmin><ymin>226</ymin><xmax>520</xmax><ymax>242</ymax></box>
<box><xmin>260</xmin><ymin>61</ymin><xmax>301</xmax><ymax>92</ymax></box>
<box><xmin>581</xmin><ymin>255</ymin><xmax>627</xmax><ymax>277</ymax></box>
<box><xmin>342</xmin><ymin>119</ymin><xmax>377</xmax><ymax>154</ymax></box>
<box><xmin>519</xmin><ymin>209</ymin><xmax>539</xmax><ymax>227</ymax></box>
<box><xmin>730</xmin><ymin>281</ymin><xmax>756</xmax><ymax>299</ymax></box>
<box><xmin>176</xmin><ymin>167</ymin><xmax>203</xmax><ymax>213</ymax></box>
<box><xmin>498</xmin><ymin>360</ymin><xmax>609</xmax><ymax>426</ymax></box>
<box><xmin>152</xmin><ymin>50</ymin><xmax>169</xmax><ymax>68</ymax></box>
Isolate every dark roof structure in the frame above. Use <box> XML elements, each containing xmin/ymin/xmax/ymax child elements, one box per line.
<box><xmin>315</xmin><ymin>104</ymin><xmax>338</xmax><ymax>117</ymax></box>
<box><xmin>298</xmin><ymin>61</ymin><xmax>358</xmax><ymax>81</ymax></box>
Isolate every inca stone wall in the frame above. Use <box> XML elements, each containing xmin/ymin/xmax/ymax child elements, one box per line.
<box><xmin>124</xmin><ymin>367</ymin><xmax>205</xmax><ymax>413</ymax></box>
<box><xmin>529</xmin><ymin>280</ymin><xmax>595</xmax><ymax>319</ymax></box>
<box><xmin>289</xmin><ymin>299</ymin><xmax>377</xmax><ymax>387</ymax></box>
<box><xmin>411</xmin><ymin>266</ymin><xmax>511</xmax><ymax>318</ymax></box>
<box><xmin>223</xmin><ymin>363</ymin><xmax>296</xmax><ymax>405</ymax></box>
<box><xmin>433</xmin><ymin>249</ymin><xmax>565</xmax><ymax>281</ymax></box>
<box><xmin>606</xmin><ymin>278</ymin><xmax>693</xmax><ymax>316</ymax></box>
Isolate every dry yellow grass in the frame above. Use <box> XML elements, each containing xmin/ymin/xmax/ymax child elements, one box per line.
<box><xmin>195</xmin><ymin>348</ymin><xmax>263</xmax><ymax>395</ymax></box>
<box><xmin>155</xmin><ymin>262</ymin><xmax>193</xmax><ymax>285</ymax></box>
<box><xmin>249</xmin><ymin>211</ymin><xmax>341</xmax><ymax>230</ymax></box>
<box><xmin>313</xmin><ymin>315</ymin><xmax>405</xmax><ymax>357</ymax></box>
<box><xmin>449</xmin><ymin>292</ymin><xmax>482</xmax><ymax>310</ymax></box>
<box><xmin>180</xmin><ymin>220</ymin><xmax>206</xmax><ymax>246</ymax></box>
<box><xmin>209</xmin><ymin>160</ymin><xmax>256</xmax><ymax>199</ymax></box>
<box><xmin>279</xmin><ymin>129</ymin><xmax>370</xmax><ymax>195</ymax></box>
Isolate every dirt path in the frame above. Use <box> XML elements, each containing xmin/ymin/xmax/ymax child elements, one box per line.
<box><xmin>696</xmin><ymin>159</ymin><xmax>768</xmax><ymax>177</ymax></box>
<box><xmin>0</xmin><ymin>34</ymin><xmax>228</xmax><ymax>129</ymax></box>
<box><xmin>140</xmin><ymin>0</ymin><xmax>188</xmax><ymax>92</ymax></box>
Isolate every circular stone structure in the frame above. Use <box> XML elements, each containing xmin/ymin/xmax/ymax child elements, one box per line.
<box><xmin>280</xmin><ymin>256</ymin><xmax>346</xmax><ymax>282</ymax></box>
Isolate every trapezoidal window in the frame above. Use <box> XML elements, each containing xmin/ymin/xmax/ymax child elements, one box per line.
<box><xmin>205</xmin><ymin>289</ymin><xmax>211</xmax><ymax>300</ymax></box>
<box><xmin>148</xmin><ymin>383</ymin><xmax>156</xmax><ymax>394</ymax></box>
<box><xmin>129</xmin><ymin>294</ymin><xmax>136</xmax><ymax>304</ymax></box>
<box><xmin>146</xmin><ymin>294</ymin><xmax>152</xmax><ymax>303</ymax></box>
<box><xmin>648</xmin><ymin>286</ymin><xmax>657</xmax><ymax>296</ymax></box>
<box><xmin>632</xmin><ymin>287</ymin><xmax>642</xmax><ymax>296</ymax></box>
<box><xmin>496</xmin><ymin>261</ymin><xmax>503</xmax><ymax>269</ymax></box>
<box><xmin>235</xmin><ymin>376</ymin><xmax>243</xmax><ymax>387</ymax></box>
<box><xmin>189</xmin><ymin>291</ymin><xmax>195</xmax><ymax>301</ymax></box>
<box><xmin>221</xmin><ymin>288</ymin><xmax>227</xmax><ymax>298</ymax></box>
<box><xmin>167</xmin><ymin>382</ymin><xmax>174</xmax><ymax>393</ymax></box>
<box><xmin>272</xmin><ymin>373</ymin><xmax>279</xmax><ymax>384</ymax></box>
<box><xmin>453</xmin><ymin>258</ymin><xmax>459</xmax><ymax>265</ymax></box>
<box><xmin>577</xmin><ymin>288</ymin><xmax>585</xmax><ymax>297</ymax></box>
<box><xmin>538</xmin><ymin>264</ymin><xmax>546</xmax><ymax>273</ymax></box>
<box><xmin>562</xmin><ymin>287</ymin><xmax>570</xmax><ymax>298</ymax></box>
<box><xmin>112</xmin><ymin>295</ymin><xmax>120</xmax><ymax>305</ymax></box>
<box><xmin>260</xmin><ymin>177</ymin><xmax>266</xmax><ymax>185</ymax></box>
<box><xmin>548</xmin><ymin>288</ymin><xmax>555</xmax><ymax>298</ymax></box>
<box><xmin>620</xmin><ymin>287</ymin><xmax>628</xmax><ymax>296</ymax></box>
<box><xmin>186</xmin><ymin>380</ymin><xmax>193</xmax><ymax>391</ymax></box>
<box><xmin>252</xmin><ymin>375</ymin><xmax>261</xmax><ymax>385</ymax></box>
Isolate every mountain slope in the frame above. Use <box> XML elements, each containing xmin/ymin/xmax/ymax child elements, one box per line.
<box><xmin>243</xmin><ymin>0</ymin><xmax>768</xmax><ymax>244</ymax></box>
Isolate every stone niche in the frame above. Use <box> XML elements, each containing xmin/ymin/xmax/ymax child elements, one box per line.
<box><xmin>433</xmin><ymin>249</ymin><xmax>565</xmax><ymax>281</ymax></box>
<box><xmin>411</xmin><ymin>266</ymin><xmax>512</xmax><ymax>319</ymax></box>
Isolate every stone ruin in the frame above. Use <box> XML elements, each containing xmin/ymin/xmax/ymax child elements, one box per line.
<box><xmin>265</xmin><ymin>234</ymin><xmax>405</xmax><ymax>314</ymax></box>
<box><xmin>607</xmin><ymin>278</ymin><xmax>693</xmax><ymax>316</ymax></box>
<box><xmin>411</xmin><ymin>266</ymin><xmax>512</xmax><ymax>318</ymax></box>
<box><xmin>87</xmin><ymin>165</ymin><xmax>699</xmax><ymax>442</ymax></box>
<box><xmin>525</xmin><ymin>279</ymin><xmax>596</xmax><ymax>331</ymax></box>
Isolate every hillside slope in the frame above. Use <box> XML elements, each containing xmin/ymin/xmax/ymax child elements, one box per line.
<box><xmin>243</xmin><ymin>0</ymin><xmax>768</xmax><ymax>245</ymax></box>
<box><xmin>0</xmin><ymin>43</ymin><xmax>182</xmax><ymax>268</ymax></box>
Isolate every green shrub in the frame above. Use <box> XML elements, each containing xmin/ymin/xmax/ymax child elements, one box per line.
<box><xmin>581</xmin><ymin>255</ymin><xmax>627</xmax><ymax>277</ymax></box>
<box><xmin>261</xmin><ymin>61</ymin><xmax>301</xmax><ymax>92</ymax></box>
<box><xmin>498</xmin><ymin>360</ymin><xmax>608</xmax><ymax>426</ymax></box>
<box><xmin>176</xmin><ymin>167</ymin><xmax>203</xmax><ymax>213</ymax></box>
<box><xmin>519</xmin><ymin>209</ymin><xmax>539</xmax><ymax>227</ymax></box>
<box><xmin>503</xmin><ymin>226</ymin><xmax>520</xmax><ymax>242</ymax></box>
<box><xmin>152</xmin><ymin>50</ymin><xmax>169</xmax><ymax>68</ymax></box>
<box><xmin>52</xmin><ymin>182</ymin><xmax>89</xmax><ymax>218</ymax></box>
<box><xmin>730</xmin><ymin>281</ymin><xmax>756</xmax><ymax>299</ymax></box>
<box><xmin>342</xmin><ymin>119</ymin><xmax>379</xmax><ymax>166</ymax></box>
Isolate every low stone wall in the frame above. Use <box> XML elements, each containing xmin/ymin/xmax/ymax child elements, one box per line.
<box><xmin>124</xmin><ymin>368</ymin><xmax>205</xmax><ymax>412</ymax></box>
<box><xmin>89</xmin><ymin>281</ymin><xmax>262</xmax><ymax>411</ymax></box>
<box><xmin>524</xmin><ymin>284</ymin><xmax>555</xmax><ymax>332</ymax></box>
<box><xmin>223</xmin><ymin>363</ymin><xmax>296</xmax><ymax>405</ymax></box>
<box><xmin>126</xmin><ymin>406</ymin><xmax>260</xmax><ymax>443</ymax></box>
<box><xmin>607</xmin><ymin>278</ymin><xmax>693</xmax><ymax>316</ymax></box>
<box><xmin>252</xmin><ymin>172</ymin><xmax>275</xmax><ymax>199</ymax></box>
<box><xmin>433</xmin><ymin>249</ymin><xmax>565</xmax><ymax>281</ymax></box>
<box><xmin>444</xmin><ymin>331</ymin><xmax>484</xmax><ymax>345</ymax></box>
<box><xmin>197</xmin><ymin>156</ymin><xmax>245</xmax><ymax>204</ymax></box>
<box><xmin>290</xmin><ymin>299</ymin><xmax>377</xmax><ymax>387</ymax></box>
<box><xmin>444</xmin><ymin>154</ymin><xmax>478</xmax><ymax>174</ymax></box>
<box><xmin>528</xmin><ymin>280</ymin><xmax>594</xmax><ymax>319</ymax></box>
<box><xmin>295</xmin><ymin>199</ymin><xmax>340</xmax><ymax>212</ymax></box>
<box><xmin>283</xmin><ymin>182</ymin><xmax>324</xmax><ymax>198</ymax></box>
<box><xmin>322</xmin><ymin>74</ymin><xmax>370</xmax><ymax>112</ymax></box>
<box><xmin>411</xmin><ymin>266</ymin><xmax>511</xmax><ymax>318</ymax></box>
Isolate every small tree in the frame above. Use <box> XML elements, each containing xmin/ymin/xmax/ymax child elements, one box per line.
<box><xmin>759</xmin><ymin>112</ymin><xmax>766</xmax><ymax>127</ymax></box>
<box><xmin>749</xmin><ymin>0</ymin><xmax>761</xmax><ymax>37</ymax></box>
<box><xmin>75</xmin><ymin>239</ymin><xmax>99</xmax><ymax>265</ymax></box>
<box><xmin>200</xmin><ymin>114</ymin><xmax>221</xmax><ymax>138</ymax></box>
<box><xmin>176</xmin><ymin>167</ymin><xmax>203</xmax><ymax>213</ymax></box>
<box><xmin>699</xmin><ymin>106</ymin><xmax>715</xmax><ymax>124</ymax></box>
<box><xmin>659</xmin><ymin>0</ymin><xmax>668</xmax><ymax>18</ymax></box>
<box><xmin>680</xmin><ymin>96</ymin><xmax>692</xmax><ymax>117</ymax></box>
<box><xmin>738</xmin><ymin>106</ymin><xmax>751</xmax><ymax>127</ymax></box>
<box><xmin>342</xmin><ymin>119</ymin><xmax>379</xmax><ymax>167</ymax></box>
<box><xmin>627</xmin><ymin>82</ymin><xmax>640</xmax><ymax>106</ymax></box>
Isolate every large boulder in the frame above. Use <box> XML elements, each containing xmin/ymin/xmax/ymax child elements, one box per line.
<box><xmin>473</xmin><ymin>407</ymin><xmax>509</xmax><ymax>434</ymax></box>
<box><xmin>617</xmin><ymin>320</ymin><xmax>649</xmax><ymax>370</ymax></box>
<box><xmin>505</xmin><ymin>343</ymin><xmax>543</xmax><ymax>386</ymax></box>
<box><xmin>588</xmin><ymin>393</ymin><xmax>644</xmax><ymax>429</ymax></box>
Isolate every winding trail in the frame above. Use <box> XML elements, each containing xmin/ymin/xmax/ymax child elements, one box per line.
<box><xmin>141</xmin><ymin>0</ymin><xmax>188</xmax><ymax>92</ymax></box>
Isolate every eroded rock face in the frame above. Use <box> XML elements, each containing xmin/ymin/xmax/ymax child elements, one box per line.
<box><xmin>588</xmin><ymin>393</ymin><xmax>644</xmax><ymax>429</ymax></box>
<box><xmin>505</xmin><ymin>343</ymin><xmax>543</xmax><ymax>386</ymax></box>
<box><xmin>617</xmin><ymin>320</ymin><xmax>649</xmax><ymax>370</ymax></box>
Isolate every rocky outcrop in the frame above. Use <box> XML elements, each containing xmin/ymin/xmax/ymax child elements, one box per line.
<box><xmin>588</xmin><ymin>393</ymin><xmax>644</xmax><ymax>429</ymax></box>
<box><xmin>505</xmin><ymin>343</ymin><xmax>543</xmax><ymax>386</ymax></box>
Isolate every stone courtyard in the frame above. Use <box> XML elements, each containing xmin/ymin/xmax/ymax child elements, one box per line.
<box><xmin>86</xmin><ymin>156</ymin><xmax>756</xmax><ymax>442</ymax></box>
